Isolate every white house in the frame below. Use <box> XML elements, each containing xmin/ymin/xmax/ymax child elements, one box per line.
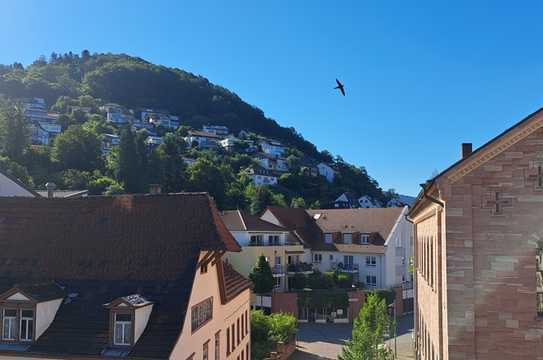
<box><xmin>107</xmin><ymin>110</ymin><xmax>136</xmax><ymax>125</ymax></box>
<box><xmin>145</xmin><ymin>136</ymin><xmax>163</xmax><ymax>148</ymax></box>
<box><xmin>255</xmin><ymin>154</ymin><xmax>289</xmax><ymax>172</ymax></box>
<box><xmin>185</xmin><ymin>130</ymin><xmax>222</xmax><ymax>149</ymax></box>
<box><xmin>141</xmin><ymin>110</ymin><xmax>180</xmax><ymax>129</ymax></box>
<box><xmin>203</xmin><ymin>125</ymin><xmax>229</xmax><ymax>136</ymax></box>
<box><xmin>317</xmin><ymin>163</ymin><xmax>336</xmax><ymax>183</ymax></box>
<box><xmin>0</xmin><ymin>193</ymin><xmax>251</xmax><ymax>360</ymax></box>
<box><xmin>259</xmin><ymin>139</ymin><xmax>286</xmax><ymax>157</ymax></box>
<box><xmin>246</xmin><ymin>167</ymin><xmax>279</xmax><ymax>186</ymax></box>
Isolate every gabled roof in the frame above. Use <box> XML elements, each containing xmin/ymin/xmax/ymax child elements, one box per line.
<box><xmin>307</xmin><ymin>208</ymin><xmax>404</xmax><ymax>241</ymax></box>
<box><xmin>0</xmin><ymin>193</ymin><xmax>241</xmax><ymax>359</ymax></box>
<box><xmin>187</xmin><ymin>130</ymin><xmax>222</xmax><ymax>139</ymax></box>
<box><xmin>221</xmin><ymin>210</ymin><xmax>286</xmax><ymax>232</ymax></box>
<box><xmin>0</xmin><ymin>282</ymin><xmax>65</xmax><ymax>302</ymax></box>
<box><xmin>265</xmin><ymin>207</ymin><xmax>325</xmax><ymax>249</ymax></box>
<box><xmin>0</xmin><ymin>168</ymin><xmax>40</xmax><ymax>197</ymax></box>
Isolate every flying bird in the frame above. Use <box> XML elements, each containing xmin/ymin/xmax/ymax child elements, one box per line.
<box><xmin>334</xmin><ymin>78</ymin><xmax>345</xmax><ymax>96</ymax></box>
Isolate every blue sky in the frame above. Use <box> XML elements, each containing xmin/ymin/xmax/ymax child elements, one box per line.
<box><xmin>2</xmin><ymin>1</ymin><xmax>543</xmax><ymax>195</ymax></box>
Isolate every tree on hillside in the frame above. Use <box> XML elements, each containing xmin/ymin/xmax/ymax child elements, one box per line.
<box><xmin>117</xmin><ymin>127</ymin><xmax>140</xmax><ymax>193</ymax></box>
<box><xmin>186</xmin><ymin>157</ymin><xmax>226</xmax><ymax>207</ymax></box>
<box><xmin>0</xmin><ymin>103</ymin><xmax>27</xmax><ymax>161</ymax></box>
<box><xmin>52</xmin><ymin>125</ymin><xmax>102</xmax><ymax>171</ymax></box>
<box><xmin>291</xmin><ymin>196</ymin><xmax>306</xmax><ymax>208</ymax></box>
<box><xmin>249</xmin><ymin>255</ymin><xmax>274</xmax><ymax>294</ymax></box>
<box><xmin>339</xmin><ymin>293</ymin><xmax>393</xmax><ymax>360</ymax></box>
<box><xmin>154</xmin><ymin>132</ymin><xmax>186</xmax><ymax>193</ymax></box>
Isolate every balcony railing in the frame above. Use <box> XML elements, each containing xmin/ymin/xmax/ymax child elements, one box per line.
<box><xmin>248</xmin><ymin>240</ymin><xmax>300</xmax><ymax>246</ymax></box>
<box><xmin>287</xmin><ymin>262</ymin><xmax>313</xmax><ymax>273</ymax></box>
<box><xmin>331</xmin><ymin>262</ymin><xmax>359</xmax><ymax>272</ymax></box>
<box><xmin>272</xmin><ymin>264</ymin><xmax>285</xmax><ymax>275</ymax></box>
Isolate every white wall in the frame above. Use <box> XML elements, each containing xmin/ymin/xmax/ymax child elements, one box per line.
<box><xmin>384</xmin><ymin>206</ymin><xmax>413</xmax><ymax>288</ymax></box>
<box><xmin>170</xmin><ymin>252</ymin><xmax>251</xmax><ymax>360</ymax></box>
<box><xmin>36</xmin><ymin>298</ymin><xmax>63</xmax><ymax>339</ymax></box>
<box><xmin>134</xmin><ymin>304</ymin><xmax>154</xmax><ymax>343</ymax></box>
<box><xmin>0</xmin><ymin>173</ymin><xmax>35</xmax><ymax>197</ymax></box>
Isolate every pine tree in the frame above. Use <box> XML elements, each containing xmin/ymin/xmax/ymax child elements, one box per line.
<box><xmin>339</xmin><ymin>293</ymin><xmax>393</xmax><ymax>360</ymax></box>
<box><xmin>117</xmin><ymin>127</ymin><xmax>139</xmax><ymax>193</ymax></box>
<box><xmin>4</xmin><ymin>104</ymin><xmax>27</xmax><ymax>162</ymax></box>
<box><xmin>249</xmin><ymin>255</ymin><xmax>274</xmax><ymax>294</ymax></box>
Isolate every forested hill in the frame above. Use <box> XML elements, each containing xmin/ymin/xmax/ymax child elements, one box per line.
<box><xmin>0</xmin><ymin>51</ymin><xmax>320</xmax><ymax>159</ymax></box>
<box><xmin>0</xmin><ymin>51</ymin><xmax>396</xmax><ymax>210</ymax></box>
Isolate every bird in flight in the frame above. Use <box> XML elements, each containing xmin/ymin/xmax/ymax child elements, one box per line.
<box><xmin>334</xmin><ymin>78</ymin><xmax>345</xmax><ymax>96</ymax></box>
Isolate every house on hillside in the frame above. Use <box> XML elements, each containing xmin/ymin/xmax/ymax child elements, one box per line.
<box><xmin>259</xmin><ymin>139</ymin><xmax>286</xmax><ymax>158</ymax></box>
<box><xmin>255</xmin><ymin>154</ymin><xmax>289</xmax><ymax>172</ymax></box>
<box><xmin>0</xmin><ymin>168</ymin><xmax>39</xmax><ymax>197</ymax></box>
<box><xmin>141</xmin><ymin>110</ymin><xmax>180</xmax><ymax>129</ymax></box>
<box><xmin>107</xmin><ymin>109</ymin><xmax>136</xmax><ymax>125</ymax></box>
<box><xmin>0</xmin><ymin>193</ymin><xmax>251</xmax><ymax>360</ymax></box>
<box><xmin>145</xmin><ymin>136</ymin><xmax>163</xmax><ymax>148</ymax></box>
<box><xmin>246</xmin><ymin>167</ymin><xmax>279</xmax><ymax>186</ymax></box>
<box><xmin>358</xmin><ymin>195</ymin><xmax>382</xmax><ymax>208</ymax></box>
<box><xmin>203</xmin><ymin>125</ymin><xmax>229</xmax><ymax>136</ymax></box>
<box><xmin>222</xmin><ymin>210</ymin><xmax>305</xmax><ymax>293</ymax></box>
<box><xmin>101</xmin><ymin>133</ymin><xmax>120</xmax><ymax>155</ymax></box>
<box><xmin>387</xmin><ymin>194</ymin><xmax>416</xmax><ymax>207</ymax></box>
<box><xmin>317</xmin><ymin>163</ymin><xmax>336</xmax><ymax>183</ymax></box>
<box><xmin>185</xmin><ymin>130</ymin><xmax>222</xmax><ymax>149</ymax></box>
<box><xmin>410</xmin><ymin>109</ymin><xmax>543</xmax><ymax>359</ymax></box>
<box><xmin>334</xmin><ymin>192</ymin><xmax>359</xmax><ymax>208</ymax></box>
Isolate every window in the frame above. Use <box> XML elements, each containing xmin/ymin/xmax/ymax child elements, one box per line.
<box><xmin>366</xmin><ymin>275</ymin><xmax>377</xmax><ymax>287</ymax></box>
<box><xmin>19</xmin><ymin>310</ymin><xmax>34</xmax><ymax>342</ymax></box>
<box><xmin>313</xmin><ymin>253</ymin><xmax>322</xmax><ymax>263</ymax></box>
<box><xmin>200</xmin><ymin>262</ymin><xmax>208</xmax><ymax>274</ymax></box>
<box><xmin>343</xmin><ymin>255</ymin><xmax>353</xmax><ymax>268</ymax></box>
<box><xmin>114</xmin><ymin>313</ymin><xmax>132</xmax><ymax>346</ymax></box>
<box><xmin>215</xmin><ymin>332</ymin><xmax>220</xmax><ymax>360</ymax></box>
<box><xmin>366</xmin><ymin>256</ymin><xmax>377</xmax><ymax>267</ymax></box>
<box><xmin>250</xmin><ymin>235</ymin><xmax>263</xmax><ymax>245</ymax></box>
<box><xmin>268</xmin><ymin>235</ymin><xmax>280</xmax><ymax>245</ymax></box>
<box><xmin>191</xmin><ymin>297</ymin><xmax>213</xmax><ymax>332</ymax></box>
<box><xmin>329</xmin><ymin>254</ymin><xmax>333</xmax><ymax>261</ymax></box>
<box><xmin>343</xmin><ymin>233</ymin><xmax>353</xmax><ymax>244</ymax></box>
<box><xmin>324</xmin><ymin>233</ymin><xmax>333</xmax><ymax>244</ymax></box>
<box><xmin>231</xmin><ymin>323</ymin><xmax>235</xmax><ymax>351</ymax></box>
<box><xmin>227</xmin><ymin>328</ymin><xmax>230</xmax><ymax>355</ymax></box>
<box><xmin>245</xmin><ymin>310</ymin><xmax>249</xmax><ymax>336</ymax></box>
<box><xmin>361</xmin><ymin>234</ymin><xmax>369</xmax><ymax>244</ymax></box>
<box><xmin>274</xmin><ymin>276</ymin><xmax>281</xmax><ymax>289</ymax></box>
<box><xmin>2</xmin><ymin>309</ymin><xmax>17</xmax><ymax>340</ymax></box>
<box><xmin>246</xmin><ymin>344</ymin><xmax>249</xmax><ymax>360</ymax></box>
<box><xmin>237</xmin><ymin>318</ymin><xmax>240</xmax><ymax>345</ymax></box>
<box><xmin>203</xmin><ymin>340</ymin><xmax>209</xmax><ymax>360</ymax></box>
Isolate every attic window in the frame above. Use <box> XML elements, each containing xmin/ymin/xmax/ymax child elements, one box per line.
<box><xmin>324</xmin><ymin>233</ymin><xmax>333</xmax><ymax>244</ymax></box>
<box><xmin>114</xmin><ymin>313</ymin><xmax>132</xmax><ymax>346</ymax></box>
<box><xmin>2</xmin><ymin>309</ymin><xmax>17</xmax><ymax>340</ymax></box>
<box><xmin>343</xmin><ymin>233</ymin><xmax>353</xmax><ymax>244</ymax></box>
<box><xmin>361</xmin><ymin>235</ymin><xmax>370</xmax><ymax>244</ymax></box>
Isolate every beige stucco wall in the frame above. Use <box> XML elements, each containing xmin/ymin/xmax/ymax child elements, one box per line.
<box><xmin>170</xmin><ymin>252</ymin><xmax>251</xmax><ymax>360</ymax></box>
<box><xmin>0</xmin><ymin>173</ymin><xmax>34</xmax><ymax>197</ymax></box>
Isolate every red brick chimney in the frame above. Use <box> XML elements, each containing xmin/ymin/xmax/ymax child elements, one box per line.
<box><xmin>462</xmin><ymin>143</ymin><xmax>472</xmax><ymax>159</ymax></box>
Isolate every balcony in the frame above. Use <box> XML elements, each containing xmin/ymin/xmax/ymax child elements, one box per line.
<box><xmin>287</xmin><ymin>262</ymin><xmax>313</xmax><ymax>275</ymax></box>
<box><xmin>272</xmin><ymin>264</ymin><xmax>285</xmax><ymax>276</ymax></box>
<box><xmin>331</xmin><ymin>262</ymin><xmax>359</xmax><ymax>273</ymax></box>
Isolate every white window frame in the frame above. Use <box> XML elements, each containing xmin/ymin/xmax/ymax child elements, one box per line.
<box><xmin>113</xmin><ymin>313</ymin><xmax>132</xmax><ymax>346</ymax></box>
<box><xmin>366</xmin><ymin>256</ymin><xmax>377</xmax><ymax>267</ymax></box>
<box><xmin>313</xmin><ymin>253</ymin><xmax>322</xmax><ymax>263</ymax></box>
<box><xmin>361</xmin><ymin>234</ymin><xmax>370</xmax><ymax>244</ymax></box>
<box><xmin>343</xmin><ymin>233</ymin><xmax>353</xmax><ymax>244</ymax></box>
<box><xmin>19</xmin><ymin>309</ymin><xmax>34</xmax><ymax>342</ymax></box>
<box><xmin>2</xmin><ymin>309</ymin><xmax>17</xmax><ymax>341</ymax></box>
<box><xmin>366</xmin><ymin>275</ymin><xmax>377</xmax><ymax>287</ymax></box>
<box><xmin>324</xmin><ymin>233</ymin><xmax>333</xmax><ymax>244</ymax></box>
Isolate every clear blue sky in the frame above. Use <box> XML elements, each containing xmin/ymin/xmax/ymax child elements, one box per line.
<box><xmin>3</xmin><ymin>0</ymin><xmax>543</xmax><ymax>196</ymax></box>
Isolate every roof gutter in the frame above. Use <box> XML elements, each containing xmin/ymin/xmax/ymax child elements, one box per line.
<box><xmin>420</xmin><ymin>181</ymin><xmax>444</xmax><ymax>208</ymax></box>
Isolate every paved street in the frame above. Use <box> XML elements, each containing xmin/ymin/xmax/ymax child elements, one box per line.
<box><xmin>291</xmin><ymin>314</ymin><xmax>414</xmax><ymax>360</ymax></box>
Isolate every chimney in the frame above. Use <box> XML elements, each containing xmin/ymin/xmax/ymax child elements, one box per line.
<box><xmin>461</xmin><ymin>143</ymin><xmax>472</xmax><ymax>159</ymax></box>
<box><xmin>149</xmin><ymin>184</ymin><xmax>162</xmax><ymax>195</ymax></box>
<box><xmin>45</xmin><ymin>182</ymin><xmax>56</xmax><ymax>198</ymax></box>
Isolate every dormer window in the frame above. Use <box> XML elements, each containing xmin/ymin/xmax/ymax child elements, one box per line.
<box><xmin>0</xmin><ymin>283</ymin><xmax>64</xmax><ymax>344</ymax></box>
<box><xmin>104</xmin><ymin>294</ymin><xmax>153</xmax><ymax>348</ymax></box>
<box><xmin>114</xmin><ymin>313</ymin><xmax>132</xmax><ymax>346</ymax></box>
<box><xmin>361</xmin><ymin>234</ymin><xmax>369</xmax><ymax>244</ymax></box>
<box><xmin>343</xmin><ymin>233</ymin><xmax>353</xmax><ymax>244</ymax></box>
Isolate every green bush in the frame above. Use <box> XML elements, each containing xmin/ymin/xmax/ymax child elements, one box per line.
<box><xmin>268</xmin><ymin>313</ymin><xmax>297</xmax><ymax>343</ymax></box>
<box><xmin>336</xmin><ymin>273</ymin><xmax>353</xmax><ymax>288</ymax></box>
<box><xmin>251</xmin><ymin>310</ymin><xmax>297</xmax><ymax>360</ymax></box>
<box><xmin>88</xmin><ymin>176</ymin><xmax>120</xmax><ymax>195</ymax></box>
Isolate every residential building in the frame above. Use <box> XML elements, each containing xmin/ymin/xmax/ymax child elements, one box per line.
<box><xmin>255</xmin><ymin>154</ymin><xmax>289</xmax><ymax>172</ymax></box>
<box><xmin>107</xmin><ymin>110</ymin><xmax>136</xmax><ymax>125</ymax></box>
<box><xmin>246</xmin><ymin>167</ymin><xmax>279</xmax><ymax>186</ymax></box>
<box><xmin>317</xmin><ymin>163</ymin><xmax>336</xmax><ymax>183</ymax></box>
<box><xmin>0</xmin><ymin>168</ymin><xmax>39</xmax><ymax>197</ymax></box>
<box><xmin>101</xmin><ymin>133</ymin><xmax>121</xmax><ymax>155</ymax></box>
<box><xmin>141</xmin><ymin>110</ymin><xmax>180</xmax><ymax>129</ymax></box>
<box><xmin>261</xmin><ymin>207</ymin><xmax>412</xmax><ymax>289</ymax></box>
<box><xmin>358</xmin><ymin>195</ymin><xmax>381</xmax><ymax>208</ymax></box>
<box><xmin>145</xmin><ymin>136</ymin><xmax>163</xmax><ymax>148</ymax></box>
<box><xmin>185</xmin><ymin>130</ymin><xmax>222</xmax><ymax>149</ymax></box>
<box><xmin>334</xmin><ymin>192</ymin><xmax>359</xmax><ymax>208</ymax></box>
<box><xmin>259</xmin><ymin>139</ymin><xmax>286</xmax><ymax>157</ymax></box>
<box><xmin>219</xmin><ymin>136</ymin><xmax>239</xmax><ymax>151</ymax></box>
<box><xmin>203</xmin><ymin>125</ymin><xmax>229</xmax><ymax>136</ymax></box>
<box><xmin>222</xmin><ymin>210</ymin><xmax>303</xmax><ymax>292</ymax></box>
<box><xmin>0</xmin><ymin>193</ymin><xmax>251</xmax><ymax>360</ymax></box>
<box><xmin>410</xmin><ymin>109</ymin><xmax>543</xmax><ymax>360</ymax></box>
<box><xmin>28</xmin><ymin>121</ymin><xmax>62</xmax><ymax>145</ymax></box>
<box><xmin>387</xmin><ymin>194</ymin><xmax>416</xmax><ymax>207</ymax></box>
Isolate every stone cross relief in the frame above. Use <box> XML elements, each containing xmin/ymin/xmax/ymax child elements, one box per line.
<box><xmin>526</xmin><ymin>157</ymin><xmax>543</xmax><ymax>191</ymax></box>
<box><xmin>483</xmin><ymin>191</ymin><xmax>513</xmax><ymax>215</ymax></box>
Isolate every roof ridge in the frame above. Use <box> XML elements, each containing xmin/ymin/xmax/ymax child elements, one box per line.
<box><xmin>237</xmin><ymin>210</ymin><xmax>248</xmax><ymax>231</ymax></box>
